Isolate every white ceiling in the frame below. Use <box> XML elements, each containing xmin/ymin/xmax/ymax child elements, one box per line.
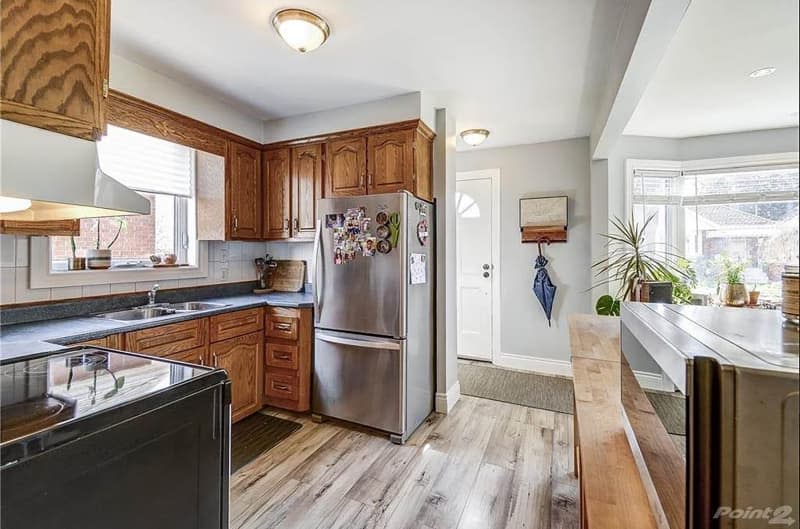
<box><xmin>110</xmin><ymin>0</ymin><xmax>625</xmax><ymax>150</ymax></box>
<box><xmin>624</xmin><ymin>0</ymin><xmax>800</xmax><ymax>138</ymax></box>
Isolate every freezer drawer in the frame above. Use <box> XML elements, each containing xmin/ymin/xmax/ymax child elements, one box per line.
<box><xmin>312</xmin><ymin>330</ymin><xmax>404</xmax><ymax>434</ymax></box>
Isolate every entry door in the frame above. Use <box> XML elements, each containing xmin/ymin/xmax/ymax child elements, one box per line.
<box><xmin>456</xmin><ymin>176</ymin><xmax>495</xmax><ymax>361</ymax></box>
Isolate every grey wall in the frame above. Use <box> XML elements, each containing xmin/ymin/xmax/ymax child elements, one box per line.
<box><xmin>457</xmin><ymin>138</ymin><xmax>592</xmax><ymax>363</ymax></box>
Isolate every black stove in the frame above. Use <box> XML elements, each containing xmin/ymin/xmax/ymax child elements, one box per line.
<box><xmin>1</xmin><ymin>346</ymin><xmax>231</xmax><ymax>529</ymax></box>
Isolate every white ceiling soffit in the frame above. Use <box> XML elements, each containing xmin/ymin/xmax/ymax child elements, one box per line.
<box><xmin>110</xmin><ymin>0</ymin><xmax>626</xmax><ymax>151</ymax></box>
<box><xmin>624</xmin><ymin>0</ymin><xmax>800</xmax><ymax>138</ymax></box>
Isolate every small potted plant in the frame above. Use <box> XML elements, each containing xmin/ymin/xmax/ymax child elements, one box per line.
<box><xmin>87</xmin><ymin>218</ymin><xmax>125</xmax><ymax>270</ymax></box>
<box><xmin>67</xmin><ymin>235</ymin><xmax>86</xmax><ymax>270</ymax></box>
<box><xmin>718</xmin><ymin>256</ymin><xmax>747</xmax><ymax>306</ymax></box>
<box><xmin>748</xmin><ymin>284</ymin><xmax>760</xmax><ymax>306</ymax></box>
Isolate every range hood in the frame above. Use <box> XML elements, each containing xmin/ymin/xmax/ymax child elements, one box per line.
<box><xmin>0</xmin><ymin>120</ymin><xmax>151</xmax><ymax>221</ymax></box>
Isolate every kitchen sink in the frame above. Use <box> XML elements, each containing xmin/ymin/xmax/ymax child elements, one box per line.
<box><xmin>164</xmin><ymin>302</ymin><xmax>230</xmax><ymax>311</ymax></box>
<box><xmin>97</xmin><ymin>307</ymin><xmax>177</xmax><ymax>322</ymax></box>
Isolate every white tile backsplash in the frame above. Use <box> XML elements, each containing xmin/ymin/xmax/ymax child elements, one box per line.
<box><xmin>0</xmin><ymin>237</ymin><xmax>272</xmax><ymax>306</ymax></box>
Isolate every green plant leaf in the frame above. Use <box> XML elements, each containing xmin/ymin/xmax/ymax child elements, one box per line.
<box><xmin>595</xmin><ymin>295</ymin><xmax>621</xmax><ymax>316</ymax></box>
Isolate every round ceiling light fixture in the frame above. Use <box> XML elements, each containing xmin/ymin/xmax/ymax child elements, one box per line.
<box><xmin>272</xmin><ymin>8</ymin><xmax>330</xmax><ymax>53</ymax></box>
<box><xmin>749</xmin><ymin>66</ymin><xmax>776</xmax><ymax>78</ymax></box>
<box><xmin>460</xmin><ymin>129</ymin><xmax>490</xmax><ymax>147</ymax></box>
<box><xmin>0</xmin><ymin>196</ymin><xmax>32</xmax><ymax>213</ymax></box>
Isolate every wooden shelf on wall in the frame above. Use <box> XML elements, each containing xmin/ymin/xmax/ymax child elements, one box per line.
<box><xmin>520</xmin><ymin>225</ymin><xmax>567</xmax><ymax>243</ymax></box>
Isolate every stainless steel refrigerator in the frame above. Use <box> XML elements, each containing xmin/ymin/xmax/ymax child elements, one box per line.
<box><xmin>311</xmin><ymin>191</ymin><xmax>434</xmax><ymax>444</ymax></box>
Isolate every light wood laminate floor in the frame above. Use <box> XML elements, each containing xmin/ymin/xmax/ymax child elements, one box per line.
<box><xmin>230</xmin><ymin>395</ymin><xmax>578</xmax><ymax>529</ymax></box>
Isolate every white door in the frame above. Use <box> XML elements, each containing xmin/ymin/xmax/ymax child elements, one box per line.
<box><xmin>456</xmin><ymin>172</ymin><xmax>498</xmax><ymax>362</ymax></box>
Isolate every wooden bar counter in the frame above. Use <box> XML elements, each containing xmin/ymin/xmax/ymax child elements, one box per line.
<box><xmin>569</xmin><ymin>314</ymin><xmax>685</xmax><ymax>529</ymax></box>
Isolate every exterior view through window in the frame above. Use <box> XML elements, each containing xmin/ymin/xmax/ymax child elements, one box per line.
<box><xmin>632</xmin><ymin>164</ymin><xmax>799</xmax><ymax>302</ymax></box>
<box><xmin>50</xmin><ymin>126</ymin><xmax>197</xmax><ymax>270</ymax></box>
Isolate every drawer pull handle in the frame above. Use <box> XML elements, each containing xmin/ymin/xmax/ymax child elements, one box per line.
<box><xmin>274</xmin><ymin>383</ymin><xmax>290</xmax><ymax>391</ymax></box>
<box><xmin>275</xmin><ymin>353</ymin><xmax>291</xmax><ymax>360</ymax></box>
<box><xmin>274</xmin><ymin>323</ymin><xmax>292</xmax><ymax>331</ymax></box>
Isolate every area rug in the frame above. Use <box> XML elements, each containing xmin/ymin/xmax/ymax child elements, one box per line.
<box><xmin>457</xmin><ymin>361</ymin><xmax>686</xmax><ymax>436</ymax></box>
<box><xmin>231</xmin><ymin>413</ymin><xmax>302</xmax><ymax>473</ymax></box>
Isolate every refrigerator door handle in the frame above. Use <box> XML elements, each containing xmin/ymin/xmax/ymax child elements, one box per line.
<box><xmin>316</xmin><ymin>332</ymin><xmax>401</xmax><ymax>351</ymax></box>
<box><xmin>313</xmin><ymin>219</ymin><xmax>323</xmax><ymax>323</ymax></box>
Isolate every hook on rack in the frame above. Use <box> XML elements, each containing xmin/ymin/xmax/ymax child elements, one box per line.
<box><xmin>536</xmin><ymin>237</ymin><xmax>551</xmax><ymax>256</ymax></box>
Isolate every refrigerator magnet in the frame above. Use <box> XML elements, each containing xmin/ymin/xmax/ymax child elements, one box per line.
<box><xmin>325</xmin><ymin>213</ymin><xmax>344</xmax><ymax>229</ymax></box>
<box><xmin>376</xmin><ymin>211</ymin><xmax>389</xmax><ymax>225</ymax></box>
<box><xmin>376</xmin><ymin>224</ymin><xmax>390</xmax><ymax>239</ymax></box>
<box><xmin>363</xmin><ymin>237</ymin><xmax>377</xmax><ymax>256</ymax></box>
<box><xmin>417</xmin><ymin>219</ymin><xmax>429</xmax><ymax>245</ymax></box>
<box><xmin>376</xmin><ymin>239</ymin><xmax>391</xmax><ymax>254</ymax></box>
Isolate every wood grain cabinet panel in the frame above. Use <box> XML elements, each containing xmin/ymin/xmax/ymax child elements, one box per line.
<box><xmin>290</xmin><ymin>143</ymin><xmax>323</xmax><ymax>239</ymax></box>
<box><xmin>165</xmin><ymin>345</ymin><xmax>208</xmax><ymax>367</ymax></box>
<box><xmin>71</xmin><ymin>333</ymin><xmax>123</xmax><ymax>349</ymax></box>
<box><xmin>227</xmin><ymin>141</ymin><xmax>262</xmax><ymax>240</ymax></box>
<box><xmin>413</xmin><ymin>129</ymin><xmax>433</xmax><ymax>201</ymax></box>
<box><xmin>325</xmin><ymin>137</ymin><xmax>367</xmax><ymax>197</ymax></box>
<box><xmin>263</xmin><ymin>307</ymin><xmax>312</xmax><ymax>412</ymax></box>
<box><xmin>0</xmin><ymin>0</ymin><xmax>110</xmax><ymax>140</ymax></box>
<box><xmin>367</xmin><ymin>129</ymin><xmax>415</xmax><ymax>195</ymax></box>
<box><xmin>124</xmin><ymin>318</ymin><xmax>207</xmax><ymax>358</ymax></box>
<box><xmin>210</xmin><ymin>332</ymin><xmax>262</xmax><ymax>423</ymax></box>
<box><xmin>262</xmin><ymin>148</ymin><xmax>291</xmax><ymax>240</ymax></box>
<box><xmin>265</xmin><ymin>307</ymin><xmax>300</xmax><ymax>341</ymax></box>
<box><xmin>265</xmin><ymin>342</ymin><xmax>299</xmax><ymax>371</ymax></box>
<box><xmin>209</xmin><ymin>308</ymin><xmax>263</xmax><ymax>343</ymax></box>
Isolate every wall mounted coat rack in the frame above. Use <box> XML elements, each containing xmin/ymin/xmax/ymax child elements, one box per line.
<box><xmin>519</xmin><ymin>195</ymin><xmax>568</xmax><ymax>243</ymax></box>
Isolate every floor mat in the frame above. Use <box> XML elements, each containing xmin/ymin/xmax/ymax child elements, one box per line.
<box><xmin>457</xmin><ymin>361</ymin><xmax>686</xmax><ymax>436</ymax></box>
<box><xmin>231</xmin><ymin>412</ymin><xmax>302</xmax><ymax>473</ymax></box>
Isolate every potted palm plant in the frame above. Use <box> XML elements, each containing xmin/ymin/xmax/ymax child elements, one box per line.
<box><xmin>67</xmin><ymin>235</ymin><xmax>86</xmax><ymax>270</ymax></box>
<box><xmin>87</xmin><ymin>218</ymin><xmax>126</xmax><ymax>270</ymax></box>
<box><xmin>718</xmin><ymin>256</ymin><xmax>747</xmax><ymax>306</ymax></box>
<box><xmin>591</xmin><ymin>214</ymin><xmax>693</xmax><ymax>315</ymax></box>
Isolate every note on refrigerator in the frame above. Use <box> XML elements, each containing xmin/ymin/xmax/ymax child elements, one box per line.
<box><xmin>410</xmin><ymin>253</ymin><xmax>427</xmax><ymax>285</ymax></box>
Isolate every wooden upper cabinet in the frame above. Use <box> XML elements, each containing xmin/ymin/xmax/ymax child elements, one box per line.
<box><xmin>227</xmin><ymin>141</ymin><xmax>262</xmax><ymax>240</ymax></box>
<box><xmin>263</xmin><ymin>148</ymin><xmax>291</xmax><ymax>240</ymax></box>
<box><xmin>368</xmin><ymin>129</ymin><xmax>415</xmax><ymax>195</ymax></box>
<box><xmin>291</xmin><ymin>143</ymin><xmax>323</xmax><ymax>239</ymax></box>
<box><xmin>325</xmin><ymin>137</ymin><xmax>367</xmax><ymax>197</ymax></box>
<box><xmin>0</xmin><ymin>0</ymin><xmax>110</xmax><ymax>140</ymax></box>
<box><xmin>413</xmin><ymin>128</ymin><xmax>433</xmax><ymax>201</ymax></box>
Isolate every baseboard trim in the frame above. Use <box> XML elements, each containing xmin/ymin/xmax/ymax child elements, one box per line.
<box><xmin>435</xmin><ymin>380</ymin><xmax>461</xmax><ymax>414</ymax></box>
<box><xmin>491</xmin><ymin>352</ymin><xmax>675</xmax><ymax>392</ymax></box>
<box><xmin>494</xmin><ymin>353</ymin><xmax>572</xmax><ymax>377</ymax></box>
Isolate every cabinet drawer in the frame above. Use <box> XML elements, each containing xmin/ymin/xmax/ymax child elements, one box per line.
<box><xmin>71</xmin><ymin>333</ymin><xmax>123</xmax><ymax>349</ymax></box>
<box><xmin>264</xmin><ymin>371</ymin><xmax>299</xmax><ymax>401</ymax></box>
<box><xmin>209</xmin><ymin>308</ymin><xmax>263</xmax><ymax>342</ymax></box>
<box><xmin>125</xmin><ymin>318</ymin><xmax>207</xmax><ymax>357</ymax></box>
<box><xmin>265</xmin><ymin>307</ymin><xmax>300</xmax><ymax>341</ymax></box>
<box><xmin>265</xmin><ymin>342</ymin><xmax>299</xmax><ymax>370</ymax></box>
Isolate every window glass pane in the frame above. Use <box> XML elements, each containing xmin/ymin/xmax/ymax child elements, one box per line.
<box><xmin>690</xmin><ymin>167</ymin><xmax>799</xmax><ymax>196</ymax></box>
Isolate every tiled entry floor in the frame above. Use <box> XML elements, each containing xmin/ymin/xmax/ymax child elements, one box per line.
<box><xmin>230</xmin><ymin>395</ymin><xmax>578</xmax><ymax>529</ymax></box>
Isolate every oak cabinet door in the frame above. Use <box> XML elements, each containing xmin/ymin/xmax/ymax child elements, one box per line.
<box><xmin>0</xmin><ymin>0</ymin><xmax>110</xmax><ymax>140</ymax></box>
<box><xmin>263</xmin><ymin>148</ymin><xmax>291</xmax><ymax>240</ymax></box>
<box><xmin>211</xmin><ymin>332</ymin><xmax>263</xmax><ymax>423</ymax></box>
<box><xmin>227</xmin><ymin>141</ymin><xmax>262</xmax><ymax>239</ymax></box>
<box><xmin>367</xmin><ymin>129</ymin><xmax>414</xmax><ymax>195</ymax></box>
<box><xmin>291</xmin><ymin>143</ymin><xmax>323</xmax><ymax>239</ymax></box>
<box><xmin>325</xmin><ymin>137</ymin><xmax>367</xmax><ymax>197</ymax></box>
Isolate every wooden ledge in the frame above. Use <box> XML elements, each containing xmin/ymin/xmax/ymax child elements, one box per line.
<box><xmin>568</xmin><ymin>314</ymin><xmax>685</xmax><ymax>529</ymax></box>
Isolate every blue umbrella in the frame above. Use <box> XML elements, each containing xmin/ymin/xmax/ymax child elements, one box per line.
<box><xmin>533</xmin><ymin>248</ymin><xmax>557</xmax><ymax>327</ymax></box>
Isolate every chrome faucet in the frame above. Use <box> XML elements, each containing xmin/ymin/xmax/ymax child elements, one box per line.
<box><xmin>148</xmin><ymin>283</ymin><xmax>159</xmax><ymax>306</ymax></box>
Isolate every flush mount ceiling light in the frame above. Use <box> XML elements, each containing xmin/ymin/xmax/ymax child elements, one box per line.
<box><xmin>272</xmin><ymin>8</ymin><xmax>330</xmax><ymax>53</ymax></box>
<box><xmin>460</xmin><ymin>129</ymin><xmax>490</xmax><ymax>147</ymax></box>
<box><xmin>749</xmin><ymin>66</ymin><xmax>777</xmax><ymax>78</ymax></box>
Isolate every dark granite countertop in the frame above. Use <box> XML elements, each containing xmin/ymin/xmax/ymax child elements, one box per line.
<box><xmin>0</xmin><ymin>291</ymin><xmax>313</xmax><ymax>360</ymax></box>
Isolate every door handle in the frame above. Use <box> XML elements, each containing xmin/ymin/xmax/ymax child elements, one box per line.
<box><xmin>317</xmin><ymin>332</ymin><xmax>401</xmax><ymax>350</ymax></box>
<box><xmin>313</xmin><ymin>220</ymin><xmax>323</xmax><ymax>323</ymax></box>
<box><xmin>293</xmin><ymin>218</ymin><xmax>299</xmax><ymax>231</ymax></box>
<box><xmin>233</xmin><ymin>216</ymin><xmax>239</xmax><ymax>231</ymax></box>
<box><xmin>284</xmin><ymin>218</ymin><xmax>289</xmax><ymax>229</ymax></box>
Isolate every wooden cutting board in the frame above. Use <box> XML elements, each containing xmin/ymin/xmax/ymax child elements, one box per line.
<box><xmin>270</xmin><ymin>260</ymin><xmax>306</xmax><ymax>292</ymax></box>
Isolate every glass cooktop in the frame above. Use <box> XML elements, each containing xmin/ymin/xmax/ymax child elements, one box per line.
<box><xmin>1</xmin><ymin>348</ymin><xmax>210</xmax><ymax>444</ymax></box>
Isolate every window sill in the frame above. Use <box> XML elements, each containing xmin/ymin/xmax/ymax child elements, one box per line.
<box><xmin>30</xmin><ymin>238</ymin><xmax>209</xmax><ymax>289</ymax></box>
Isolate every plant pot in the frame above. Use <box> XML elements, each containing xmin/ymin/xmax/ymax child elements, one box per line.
<box><xmin>87</xmin><ymin>248</ymin><xmax>112</xmax><ymax>270</ymax></box>
<box><xmin>720</xmin><ymin>283</ymin><xmax>747</xmax><ymax>307</ymax></box>
<box><xmin>67</xmin><ymin>257</ymin><xmax>86</xmax><ymax>271</ymax></box>
<box><xmin>748</xmin><ymin>290</ymin><xmax>760</xmax><ymax>306</ymax></box>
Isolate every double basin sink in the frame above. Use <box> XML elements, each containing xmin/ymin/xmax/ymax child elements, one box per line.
<box><xmin>97</xmin><ymin>302</ymin><xmax>230</xmax><ymax>322</ymax></box>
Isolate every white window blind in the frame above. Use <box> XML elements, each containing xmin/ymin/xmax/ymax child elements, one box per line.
<box><xmin>97</xmin><ymin>125</ymin><xmax>194</xmax><ymax>197</ymax></box>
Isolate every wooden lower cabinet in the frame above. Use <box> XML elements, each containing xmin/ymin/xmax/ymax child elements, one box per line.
<box><xmin>264</xmin><ymin>307</ymin><xmax>312</xmax><ymax>412</ymax></box>
<box><xmin>71</xmin><ymin>333</ymin><xmax>123</xmax><ymax>349</ymax></box>
<box><xmin>165</xmin><ymin>345</ymin><xmax>208</xmax><ymax>366</ymax></box>
<box><xmin>124</xmin><ymin>318</ymin><xmax>207</xmax><ymax>358</ymax></box>
<box><xmin>210</xmin><ymin>332</ymin><xmax>263</xmax><ymax>423</ymax></box>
